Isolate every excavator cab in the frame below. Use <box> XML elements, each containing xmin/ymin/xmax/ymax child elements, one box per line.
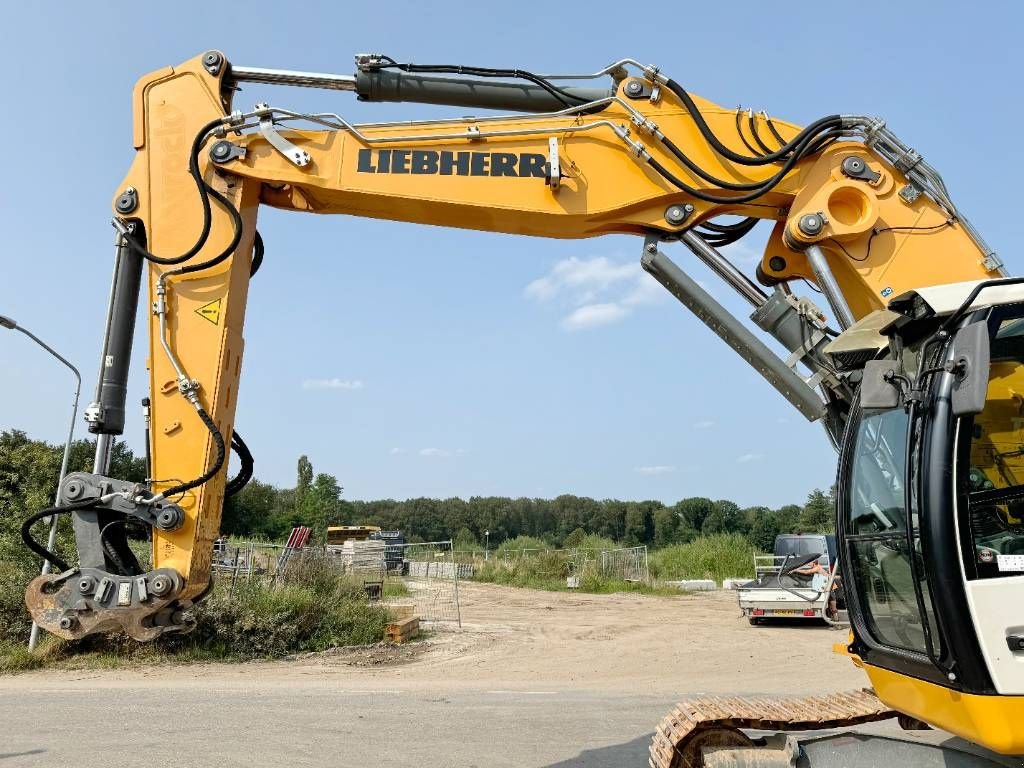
<box><xmin>838</xmin><ymin>280</ymin><xmax>1024</xmax><ymax>754</ymax></box>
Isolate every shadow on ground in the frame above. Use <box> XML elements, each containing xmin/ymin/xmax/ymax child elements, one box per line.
<box><xmin>544</xmin><ymin>734</ymin><xmax>651</xmax><ymax>767</ymax></box>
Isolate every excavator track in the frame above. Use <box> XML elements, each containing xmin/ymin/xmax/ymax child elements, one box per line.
<box><xmin>649</xmin><ymin>689</ymin><xmax>897</xmax><ymax>768</ymax></box>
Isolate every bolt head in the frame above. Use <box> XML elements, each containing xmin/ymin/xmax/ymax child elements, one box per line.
<box><xmin>59</xmin><ymin>616</ymin><xmax>77</xmax><ymax>630</ymax></box>
<box><xmin>150</xmin><ymin>576</ymin><xmax>172</xmax><ymax>597</ymax></box>
<box><xmin>625</xmin><ymin>81</ymin><xmax>643</xmax><ymax>96</ymax></box>
<box><xmin>798</xmin><ymin>213</ymin><xmax>824</xmax><ymax>236</ymax></box>
<box><xmin>78</xmin><ymin>577</ymin><xmax>94</xmax><ymax>593</ymax></box>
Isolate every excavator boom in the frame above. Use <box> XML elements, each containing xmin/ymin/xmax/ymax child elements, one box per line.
<box><xmin>21</xmin><ymin>49</ymin><xmax>1024</xmax><ymax>763</ymax></box>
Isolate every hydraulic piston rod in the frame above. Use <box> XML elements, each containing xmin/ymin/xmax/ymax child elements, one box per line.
<box><xmin>641</xmin><ymin>238</ymin><xmax>826</xmax><ymax>422</ymax></box>
<box><xmin>680</xmin><ymin>230</ymin><xmax>768</xmax><ymax>308</ymax></box>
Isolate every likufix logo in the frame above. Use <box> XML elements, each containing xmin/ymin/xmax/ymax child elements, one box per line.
<box><xmin>357</xmin><ymin>148</ymin><xmax>547</xmax><ymax>178</ymax></box>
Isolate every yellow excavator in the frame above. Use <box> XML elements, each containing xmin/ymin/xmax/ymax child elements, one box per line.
<box><xmin>21</xmin><ymin>51</ymin><xmax>1024</xmax><ymax>766</ymax></box>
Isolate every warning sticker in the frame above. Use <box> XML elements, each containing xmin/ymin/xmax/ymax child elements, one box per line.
<box><xmin>195</xmin><ymin>298</ymin><xmax>222</xmax><ymax>325</ymax></box>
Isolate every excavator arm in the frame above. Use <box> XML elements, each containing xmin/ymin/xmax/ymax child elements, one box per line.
<box><xmin>24</xmin><ymin>55</ymin><xmax>1022</xmax><ymax>761</ymax></box>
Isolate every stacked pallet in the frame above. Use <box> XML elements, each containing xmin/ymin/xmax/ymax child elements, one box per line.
<box><xmin>327</xmin><ymin>539</ymin><xmax>386</xmax><ymax>573</ymax></box>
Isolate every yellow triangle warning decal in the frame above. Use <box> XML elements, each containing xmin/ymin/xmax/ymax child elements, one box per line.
<box><xmin>195</xmin><ymin>298</ymin><xmax>222</xmax><ymax>325</ymax></box>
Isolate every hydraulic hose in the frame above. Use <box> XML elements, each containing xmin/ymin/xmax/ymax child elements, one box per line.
<box><xmin>21</xmin><ymin>499</ymin><xmax>98</xmax><ymax>572</ymax></box>
<box><xmin>250</xmin><ymin>230</ymin><xmax>265</xmax><ymax>277</ymax></box>
<box><xmin>159</xmin><ymin>407</ymin><xmax>226</xmax><ymax>500</ymax></box>
<box><xmin>664</xmin><ymin>77</ymin><xmax>842</xmax><ymax>167</ymax></box>
<box><xmin>121</xmin><ymin>117</ymin><xmax>231</xmax><ymax>266</ymax></box>
<box><xmin>647</xmin><ymin>122</ymin><xmax>840</xmax><ymax>204</ymax></box>
<box><xmin>225</xmin><ymin>430</ymin><xmax>254</xmax><ymax>497</ymax></box>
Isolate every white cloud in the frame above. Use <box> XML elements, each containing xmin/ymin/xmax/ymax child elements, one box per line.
<box><xmin>561</xmin><ymin>303</ymin><xmax>629</xmax><ymax>331</ymax></box>
<box><xmin>525</xmin><ymin>256</ymin><xmax>636</xmax><ymax>301</ymax></box>
<box><xmin>389</xmin><ymin>447</ymin><xmax>407</xmax><ymax>455</ymax></box>
<box><xmin>526</xmin><ymin>255</ymin><xmax>664</xmax><ymax>331</ymax></box>
<box><xmin>302</xmin><ymin>378</ymin><xmax>364</xmax><ymax>391</ymax></box>
<box><xmin>420</xmin><ymin>447</ymin><xmax>452</xmax><ymax>458</ymax></box>
<box><xmin>693</xmin><ymin>419</ymin><xmax>716</xmax><ymax>430</ymax></box>
<box><xmin>634</xmin><ymin>465</ymin><xmax>676</xmax><ymax>475</ymax></box>
<box><xmin>736</xmin><ymin>453</ymin><xmax>764</xmax><ymax>464</ymax></box>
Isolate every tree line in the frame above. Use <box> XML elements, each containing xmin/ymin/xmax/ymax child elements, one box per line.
<box><xmin>218</xmin><ymin>452</ymin><xmax>837</xmax><ymax>550</ymax></box>
<box><xmin>1</xmin><ymin>430</ymin><xmax>835</xmax><ymax>565</ymax></box>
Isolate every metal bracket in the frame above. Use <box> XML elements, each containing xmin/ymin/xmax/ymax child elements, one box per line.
<box><xmin>898</xmin><ymin>184</ymin><xmax>922</xmax><ymax>204</ymax></box>
<box><xmin>546</xmin><ymin>136</ymin><xmax>560</xmax><ymax>190</ymax></box>
<box><xmin>892</xmin><ymin>146</ymin><xmax>923</xmax><ymax>175</ymax></box>
<box><xmin>59</xmin><ymin>472</ymin><xmax>185</xmax><ymax>532</ymax></box>
<box><xmin>210</xmin><ymin>140</ymin><xmax>247</xmax><ymax>165</ymax></box>
<box><xmin>983</xmin><ymin>252</ymin><xmax>1004</xmax><ymax>272</ymax></box>
<box><xmin>255</xmin><ymin>103</ymin><xmax>311</xmax><ymax>167</ymax></box>
<box><xmin>840</xmin><ymin>156</ymin><xmax>881</xmax><ymax>184</ymax></box>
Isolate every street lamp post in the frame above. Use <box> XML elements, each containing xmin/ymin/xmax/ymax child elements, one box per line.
<box><xmin>0</xmin><ymin>315</ymin><xmax>82</xmax><ymax>651</ymax></box>
<box><xmin>485</xmin><ymin>530</ymin><xmax>490</xmax><ymax>561</ymax></box>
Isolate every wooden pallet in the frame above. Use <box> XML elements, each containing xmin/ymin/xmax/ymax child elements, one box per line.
<box><xmin>388</xmin><ymin>604</ymin><xmax>417</xmax><ymax>621</ymax></box>
<box><xmin>385</xmin><ymin>616</ymin><xmax>420</xmax><ymax>644</ymax></box>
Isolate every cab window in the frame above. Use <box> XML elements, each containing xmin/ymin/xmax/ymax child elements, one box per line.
<box><xmin>846</xmin><ymin>407</ymin><xmax>941</xmax><ymax>655</ymax></box>
<box><xmin>961</xmin><ymin>313</ymin><xmax>1024</xmax><ymax>579</ymax></box>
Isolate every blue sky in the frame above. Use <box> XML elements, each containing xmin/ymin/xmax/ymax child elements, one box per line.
<box><xmin>1</xmin><ymin>2</ymin><xmax>1021</xmax><ymax>507</ymax></box>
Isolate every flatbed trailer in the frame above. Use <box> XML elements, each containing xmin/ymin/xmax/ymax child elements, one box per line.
<box><xmin>738</xmin><ymin>549</ymin><xmax>840</xmax><ymax>625</ymax></box>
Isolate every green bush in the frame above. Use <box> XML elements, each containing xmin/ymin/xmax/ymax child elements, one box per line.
<box><xmin>650</xmin><ymin>534</ymin><xmax>761</xmax><ymax>583</ymax></box>
<box><xmin>170</xmin><ymin>577</ymin><xmax>387</xmax><ymax>659</ymax></box>
<box><xmin>495</xmin><ymin>535</ymin><xmax>551</xmax><ymax>554</ymax></box>
<box><xmin>576</xmin><ymin>533</ymin><xmax>618</xmax><ymax>552</ymax></box>
<box><xmin>0</xmin><ymin>558</ymin><xmax>390</xmax><ymax>672</ymax></box>
<box><xmin>0</xmin><ymin>559</ymin><xmax>35</xmax><ymax>647</ymax></box>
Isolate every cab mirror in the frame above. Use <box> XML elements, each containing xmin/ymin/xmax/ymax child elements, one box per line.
<box><xmin>952</xmin><ymin>321</ymin><xmax>990</xmax><ymax>417</ymax></box>
<box><xmin>860</xmin><ymin>359</ymin><xmax>901</xmax><ymax>410</ymax></box>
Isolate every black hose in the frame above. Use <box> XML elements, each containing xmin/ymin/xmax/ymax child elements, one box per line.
<box><xmin>99</xmin><ymin>519</ymin><xmax>142</xmax><ymax>576</ymax></box>
<box><xmin>764</xmin><ymin>116</ymin><xmax>788</xmax><ymax>148</ymax></box>
<box><xmin>659</xmin><ymin>119</ymin><xmax>845</xmax><ymax>198</ymax></box>
<box><xmin>735</xmin><ymin>110</ymin><xmax>766</xmax><ymax>158</ymax></box>
<box><xmin>664</xmin><ymin>77</ymin><xmax>842</xmax><ymax>167</ymax></box>
<box><xmin>162</xmin><ymin>189</ymin><xmax>242</xmax><ymax>280</ymax></box>
<box><xmin>121</xmin><ymin>117</ymin><xmax>230</xmax><ymax>266</ymax></box>
<box><xmin>648</xmin><ymin>120</ymin><xmax>837</xmax><ymax>204</ymax></box>
<box><xmin>694</xmin><ymin>217</ymin><xmax>759</xmax><ymax>247</ymax></box>
<box><xmin>20</xmin><ymin>500</ymin><xmax>96</xmax><ymax>572</ymax></box>
<box><xmin>225</xmin><ymin>430</ymin><xmax>254</xmax><ymax>497</ymax></box>
<box><xmin>250</xmin><ymin>230</ymin><xmax>264</xmax><ymax>277</ymax></box>
<box><xmin>748</xmin><ymin>111</ymin><xmax>777</xmax><ymax>155</ymax></box>
<box><xmin>160</xmin><ymin>407</ymin><xmax>226</xmax><ymax>500</ymax></box>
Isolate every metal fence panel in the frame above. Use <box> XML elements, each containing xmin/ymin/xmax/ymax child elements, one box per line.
<box><xmin>599</xmin><ymin>546</ymin><xmax>650</xmax><ymax>583</ymax></box>
<box><xmin>387</xmin><ymin>540</ymin><xmax>462</xmax><ymax>626</ymax></box>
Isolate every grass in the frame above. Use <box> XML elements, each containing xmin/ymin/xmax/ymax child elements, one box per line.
<box><xmin>649</xmin><ymin>534</ymin><xmax>761</xmax><ymax>584</ymax></box>
<box><xmin>473</xmin><ymin>551</ymin><xmax>677</xmax><ymax>596</ymax></box>
<box><xmin>472</xmin><ymin>533</ymin><xmax>762</xmax><ymax>595</ymax></box>
<box><xmin>0</xmin><ymin>558</ymin><xmax>392</xmax><ymax>674</ymax></box>
<box><xmin>383</xmin><ymin>579</ymin><xmax>410</xmax><ymax>598</ymax></box>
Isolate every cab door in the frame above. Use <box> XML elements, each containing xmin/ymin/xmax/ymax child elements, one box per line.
<box><xmin>956</xmin><ymin>308</ymin><xmax>1024</xmax><ymax>694</ymax></box>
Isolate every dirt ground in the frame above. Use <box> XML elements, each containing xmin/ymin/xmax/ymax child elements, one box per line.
<box><xmin>5</xmin><ymin>581</ymin><xmax>866</xmax><ymax>697</ymax></box>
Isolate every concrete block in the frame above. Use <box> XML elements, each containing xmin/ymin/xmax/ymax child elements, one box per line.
<box><xmin>666</xmin><ymin>579</ymin><xmax>717</xmax><ymax>592</ymax></box>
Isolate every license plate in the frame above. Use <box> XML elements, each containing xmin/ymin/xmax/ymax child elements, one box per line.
<box><xmin>770</xmin><ymin>609</ymin><xmax>799</xmax><ymax>616</ymax></box>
